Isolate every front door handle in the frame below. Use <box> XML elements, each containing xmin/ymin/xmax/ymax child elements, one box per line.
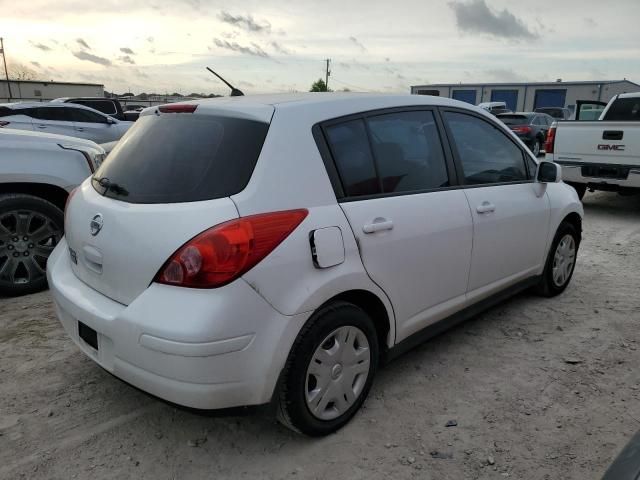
<box><xmin>76</xmin><ymin>127</ymin><xmax>85</xmax><ymax>132</ymax></box>
<box><xmin>363</xmin><ymin>218</ymin><xmax>394</xmax><ymax>234</ymax></box>
<box><xmin>476</xmin><ymin>202</ymin><xmax>496</xmax><ymax>214</ymax></box>
<box><xmin>36</xmin><ymin>124</ymin><xmax>46</xmax><ymax>129</ymax></box>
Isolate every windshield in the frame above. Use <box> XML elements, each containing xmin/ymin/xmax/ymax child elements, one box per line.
<box><xmin>92</xmin><ymin>113</ymin><xmax>269</xmax><ymax>203</ymax></box>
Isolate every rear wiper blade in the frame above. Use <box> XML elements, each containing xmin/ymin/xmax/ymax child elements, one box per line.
<box><xmin>92</xmin><ymin>176</ymin><xmax>129</xmax><ymax>196</ymax></box>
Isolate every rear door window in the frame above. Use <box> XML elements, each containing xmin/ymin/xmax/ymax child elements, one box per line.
<box><xmin>366</xmin><ymin>111</ymin><xmax>449</xmax><ymax>193</ymax></box>
<box><xmin>68</xmin><ymin>108</ymin><xmax>109</xmax><ymax>123</ymax></box>
<box><xmin>34</xmin><ymin>107</ymin><xmax>71</xmax><ymax>121</ymax></box>
<box><xmin>444</xmin><ymin>111</ymin><xmax>528</xmax><ymax>185</ymax></box>
<box><xmin>498</xmin><ymin>115</ymin><xmax>529</xmax><ymax>126</ymax></box>
<box><xmin>324</xmin><ymin>119</ymin><xmax>381</xmax><ymax>197</ymax></box>
<box><xmin>602</xmin><ymin>98</ymin><xmax>640</xmax><ymax>121</ymax></box>
<box><xmin>92</xmin><ymin>114</ymin><xmax>269</xmax><ymax>203</ymax></box>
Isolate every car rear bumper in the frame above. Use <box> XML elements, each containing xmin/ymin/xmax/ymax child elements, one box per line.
<box><xmin>558</xmin><ymin>162</ymin><xmax>640</xmax><ymax>190</ymax></box>
<box><xmin>47</xmin><ymin>238</ymin><xmax>309</xmax><ymax>409</ymax></box>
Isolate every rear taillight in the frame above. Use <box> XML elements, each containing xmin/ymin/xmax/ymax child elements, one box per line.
<box><xmin>512</xmin><ymin>126</ymin><xmax>532</xmax><ymax>134</ymax></box>
<box><xmin>0</xmin><ymin>120</ymin><xmax>10</xmax><ymax>127</ymax></box>
<box><xmin>155</xmin><ymin>209</ymin><xmax>308</xmax><ymax>288</ymax></box>
<box><xmin>544</xmin><ymin>126</ymin><xmax>556</xmax><ymax>154</ymax></box>
<box><xmin>158</xmin><ymin>104</ymin><xmax>198</xmax><ymax>113</ymax></box>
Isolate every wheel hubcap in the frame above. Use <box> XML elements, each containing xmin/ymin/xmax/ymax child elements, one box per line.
<box><xmin>552</xmin><ymin>234</ymin><xmax>576</xmax><ymax>287</ymax></box>
<box><xmin>305</xmin><ymin>326</ymin><xmax>371</xmax><ymax>421</ymax></box>
<box><xmin>0</xmin><ymin>210</ymin><xmax>61</xmax><ymax>286</ymax></box>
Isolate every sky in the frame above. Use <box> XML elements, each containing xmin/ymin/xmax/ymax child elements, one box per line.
<box><xmin>3</xmin><ymin>0</ymin><xmax>640</xmax><ymax>95</ymax></box>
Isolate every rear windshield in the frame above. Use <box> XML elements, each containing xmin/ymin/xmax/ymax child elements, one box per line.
<box><xmin>92</xmin><ymin>113</ymin><xmax>269</xmax><ymax>203</ymax></box>
<box><xmin>602</xmin><ymin>98</ymin><xmax>640</xmax><ymax>121</ymax></box>
<box><xmin>498</xmin><ymin>115</ymin><xmax>530</xmax><ymax>125</ymax></box>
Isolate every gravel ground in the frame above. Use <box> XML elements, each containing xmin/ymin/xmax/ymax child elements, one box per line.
<box><xmin>1</xmin><ymin>191</ymin><xmax>639</xmax><ymax>480</ymax></box>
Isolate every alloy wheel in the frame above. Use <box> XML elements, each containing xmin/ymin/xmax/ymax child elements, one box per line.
<box><xmin>0</xmin><ymin>210</ymin><xmax>61</xmax><ymax>287</ymax></box>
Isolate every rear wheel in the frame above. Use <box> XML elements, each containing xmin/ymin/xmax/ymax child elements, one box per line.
<box><xmin>536</xmin><ymin>221</ymin><xmax>579</xmax><ymax>297</ymax></box>
<box><xmin>566</xmin><ymin>182</ymin><xmax>587</xmax><ymax>200</ymax></box>
<box><xmin>0</xmin><ymin>194</ymin><xmax>63</xmax><ymax>296</ymax></box>
<box><xmin>530</xmin><ymin>138</ymin><xmax>541</xmax><ymax>157</ymax></box>
<box><xmin>277</xmin><ymin>301</ymin><xmax>379</xmax><ymax>436</ymax></box>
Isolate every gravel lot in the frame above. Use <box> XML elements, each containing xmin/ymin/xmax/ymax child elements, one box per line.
<box><xmin>1</xmin><ymin>191</ymin><xmax>639</xmax><ymax>480</ymax></box>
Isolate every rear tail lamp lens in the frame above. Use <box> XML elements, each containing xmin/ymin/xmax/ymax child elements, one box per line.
<box><xmin>0</xmin><ymin>121</ymin><xmax>10</xmax><ymax>127</ymax></box>
<box><xmin>155</xmin><ymin>209</ymin><xmax>308</xmax><ymax>288</ymax></box>
<box><xmin>544</xmin><ymin>126</ymin><xmax>556</xmax><ymax>154</ymax></box>
<box><xmin>64</xmin><ymin>187</ymin><xmax>78</xmax><ymax>230</ymax></box>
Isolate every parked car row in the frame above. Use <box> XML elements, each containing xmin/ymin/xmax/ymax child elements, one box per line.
<box><xmin>41</xmin><ymin>93</ymin><xmax>583</xmax><ymax>436</ymax></box>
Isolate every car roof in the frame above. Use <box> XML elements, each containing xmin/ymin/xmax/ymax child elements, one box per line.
<box><xmin>617</xmin><ymin>92</ymin><xmax>640</xmax><ymax>99</ymax></box>
<box><xmin>143</xmin><ymin>93</ymin><xmax>495</xmax><ymax>124</ymax></box>
<box><xmin>497</xmin><ymin>112</ymin><xmax>535</xmax><ymax>117</ymax></box>
<box><xmin>0</xmin><ymin>101</ymin><xmax>111</xmax><ymax>116</ymax></box>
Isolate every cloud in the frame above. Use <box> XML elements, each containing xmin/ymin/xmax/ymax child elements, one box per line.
<box><xmin>72</xmin><ymin>50</ymin><xmax>111</xmax><ymax>66</ymax></box>
<box><xmin>349</xmin><ymin>36</ymin><xmax>367</xmax><ymax>52</ymax></box>
<box><xmin>31</xmin><ymin>61</ymin><xmax>41</xmax><ymax>68</ymax></box>
<box><xmin>118</xmin><ymin>55</ymin><xmax>136</xmax><ymax>64</ymax></box>
<box><xmin>449</xmin><ymin>0</ymin><xmax>538</xmax><ymax>39</ymax></box>
<box><xmin>218</xmin><ymin>11</ymin><xmax>271</xmax><ymax>33</ymax></box>
<box><xmin>270</xmin><ymin>41</ymin><xmax>291</xmax><ymax>55</ymax></box>
<box><xmin>120</xmin><ymin>47</ymin><xmax>135</xmax><ymax>54</ymax></box>
<box><xmin>76</xmin><ymin>38</ymin><xmax>91</xmax><ymax>49</ymax></box>
<box><xmin>584</xmin><ymin>17</ymin><xmax>597</xmax><ymax>27</ymax></box>
<box><xmin>147</xmin><ymin>36</ymin><xmax>154</xmax><ymax>43</ymax></box>
<box><xmin>213</xmin><ymin>38</ymin><xmax>270</xmax><ymax>58</ymax></box>
<box><xmin>30</xmin><ymin>41</ymin><xmax>52</xmax><ymax>52</ymax></box>
<box><xmin>484</xmin><ymin>68</ymin><xmax>529</xmax><ymax>82</ymax></box>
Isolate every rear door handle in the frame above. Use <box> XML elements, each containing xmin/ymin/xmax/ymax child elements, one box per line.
<box><xmin>363</xmin><ymin>218</ymin><xmax>394</xmax><ymax>234</ymax></box>
<box><xmin>76</xmin><ymin>127</ymin><xmax>85</xmax><ymax>132</ymax></box>
<box><xmin>36</xmin><ymin>124</ymin><xmax>46</xmax><ymax>129</ymax></box>
<box><xmin>476</xmin><ymin>202</ymin><xmax>496</xmax><ymax>214</ymax></box>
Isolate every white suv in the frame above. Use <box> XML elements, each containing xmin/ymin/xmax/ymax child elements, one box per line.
<box><xmin>0</xmin><ymin>102</ymin><xmax>133</xmax><ymax>143</ymax></box>
<box><xmin>48</xmin><ymin>94</ymin><xmax>583</xmax><ymax>436</ymax></box>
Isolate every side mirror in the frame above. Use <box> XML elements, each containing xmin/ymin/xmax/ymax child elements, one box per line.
<box><xmin>537</xmin><ymin>161</ymin><xmax>562</xmax><ymax>183</ymax></box>
<box><xmin>106</xmin><ymin>117</ymin><xmax>116</xmax><ymax>125</ymax></box>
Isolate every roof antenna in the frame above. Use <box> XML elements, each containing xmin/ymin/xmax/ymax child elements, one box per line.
<box><xmin>206</xmin><ymin>67</ymin><xmax>244</xmax><ymax>96</ymax></box>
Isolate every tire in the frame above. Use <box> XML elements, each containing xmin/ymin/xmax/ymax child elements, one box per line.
<box><xmin>277</xmin><ymin>301</ymin><xmax>379</xmax><ymax>436</ymax></box>
<box><xmin>566</xmin><ymin>182</ymin><xmax>587</xmax><ymax>200</ymax></box>
<box><xmin>530</xmin><ymin>138</ymin><xmax>542</xmax><ymax>157</ymax></box>
<box><xmin>0</xmin><ymin>194</ymin><xmax>64</xmax><ymax>296</ymax></box>
<box><xmin>536</xmin><ymin>221</ymin><xmax>579</xmax><ymax>297</ymax></box>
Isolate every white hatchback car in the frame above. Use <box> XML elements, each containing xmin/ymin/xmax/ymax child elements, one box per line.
<box><xmin>48</xmin><ymin>93</ymin><xmax>583</xmax><ymax>436</ymax></box>
<box><xmin>0</xmin><ymin>102</ymin><xmax>133</xmax><ymax>143</ymax></box>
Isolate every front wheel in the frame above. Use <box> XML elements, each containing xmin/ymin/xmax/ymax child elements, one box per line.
<box><xmin>277</xmin><ymin>301</ymin><xmax>379</xmax><ymax>436</ymax></box>
<box><xmin>0</xmin><ymin>194</ymin><xmax>64</xmax><ymax>296</ymax></box>
<box><xmin>536</xmin><ymin>221</ymin><xmax>579</xmax><ymax>297</ymax></box>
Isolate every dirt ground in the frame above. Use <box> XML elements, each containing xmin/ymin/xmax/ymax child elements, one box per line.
<box><xmin>1</xmin><ymin>191</ymin><xmax>639</xmax><ymax>480</ymax></box>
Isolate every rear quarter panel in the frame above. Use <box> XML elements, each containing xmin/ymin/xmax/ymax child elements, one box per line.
<box><xmin>543</xmin><ymin>181</ymin><xmax>584</xmax><ymax>266</ymax></box>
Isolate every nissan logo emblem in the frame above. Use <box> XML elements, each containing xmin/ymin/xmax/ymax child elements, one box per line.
<box><xmin>90</xmin><ymin>214</ymin><xmax>104</xmax><ymax>236</ymax></box>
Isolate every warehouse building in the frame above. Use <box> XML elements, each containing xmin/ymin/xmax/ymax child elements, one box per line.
<box><xmin>1</xmin><ymin>79</ymin><xmax>104</xmax><ymax>103</ymax></box>
<box><xmin>410</xmin><ymin>79</ymin><xmax>640</xmax><ymax>113</ymax></box>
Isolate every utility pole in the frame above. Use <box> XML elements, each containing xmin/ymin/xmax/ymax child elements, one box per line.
<box><xmin>324</xmin><ymin>58</ymin><xmax>331</xmax><ymax>91</ymax></box>
<box><xmin>0</xmin><ymin>38</ymin><xmax>12</xmax><ymax>101</ymax></box>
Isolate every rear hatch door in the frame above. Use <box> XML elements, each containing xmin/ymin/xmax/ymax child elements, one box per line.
<box><xmin>65</xmin><ymin>103</ymin><xmax>273</xmax><ymax>305</ymax></box>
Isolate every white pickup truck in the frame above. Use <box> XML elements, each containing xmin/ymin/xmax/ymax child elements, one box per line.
<box><xmin>0</xmin><ymin>129</ymin><xmax>105</xmax><ymax>296</ymax></box>
<box><xmin>545</xmin><ymin>92</ymin><xmax>640</xmax><ymax>199</ymax></box>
